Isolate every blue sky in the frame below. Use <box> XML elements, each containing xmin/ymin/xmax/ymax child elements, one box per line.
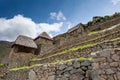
<box><xmin>0</xmin><ymin>0</ymin><xmax>120</xmax><ymax>41</ymax></box>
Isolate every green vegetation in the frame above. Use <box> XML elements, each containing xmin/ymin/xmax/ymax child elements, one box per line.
<box><xmin>9</xmin><ymin>66</ymin><xmax>29</xmax><ymax>71</ymax></box>
<box><xmin>31</xmin><ymin>43</ymin><xmax>95</xmax><ymax>62</ymax></box>
<box><xmin>51</xmin><ymin>57</ymin><xmax>92</xmax><ymax>65</ymax></box>
<box><xmin>9</xmin><ymin>57</ymin><xmax>92</xmax><ymax>71</ymax></box>
<box><xmin>0</xmin><ymin>64</ymin><xmax>5</xmax><ymax>67</ymax></box>
<box><xmin>84</xmin><ymin>12</ymin><xmax>120</xmax><ymax>27</ymax></box>
<box><xmin>31</xmin><ymin>37</ymin><xmax>120</xmax><ymax>62</ymax></box>
<box><xmin>88</xmin><ymin>31</ymin><xmax>100</xmax><ymax>36</ymax></box>
<box><xmin>9</xmin><ymin>64</ymin><xmax>43</xmax><ymax>71</ymax></box>
<box><xmin>88</xmin><ymin>23</ymin><xmax>120</xmax><ymax>36</ymax></box>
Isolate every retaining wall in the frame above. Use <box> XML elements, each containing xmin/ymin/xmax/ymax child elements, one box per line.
<box><xmin>2</xmin><ymin>48</ymin><xmax>120</xmax><ymax>80</ymax></box>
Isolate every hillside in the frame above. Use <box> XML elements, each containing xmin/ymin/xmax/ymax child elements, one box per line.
<box><xmin>0</xmin><ymin>41</ymin><xmax>12</xmax><ymax>62</ymax></box>
<box><xmin>0</xmin><ymin>13</ymin><xmax>120</xmax><ymax>80</ymax></box>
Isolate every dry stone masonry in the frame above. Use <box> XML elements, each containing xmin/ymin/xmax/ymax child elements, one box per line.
<box><xmin>5</xmin><ymin>60</ymin><xmax>92</xmax><ymax>80</ymax></box>
<box><xmin>92</xmin><ymin>49</ymin><xmax>120</xmax><ymax>80</ymax></box>
<box><xmin>2</xmin><ymin>48</ymin><xmax>120</xmax><ymax>80</ymax></box>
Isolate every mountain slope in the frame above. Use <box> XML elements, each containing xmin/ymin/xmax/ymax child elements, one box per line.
<box><xmin>0</xmin><ymin>41</ymin><xmax>12</xmax><ymax>62</ymax></box>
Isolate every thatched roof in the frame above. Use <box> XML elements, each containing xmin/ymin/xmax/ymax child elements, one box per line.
<box><xmin>67</xmin><ymin>23</ymin><xmax>83</xmax><ymax>33</ymax></box>
<box><xmin>35</xmin><ymin>32</ymin><xmax>53</xmax><ymax>40</ymax></box>
<box><xmin>13</xmin><ymin>35</ymin><xmax>37</xmax><ymax>49</ymax></box>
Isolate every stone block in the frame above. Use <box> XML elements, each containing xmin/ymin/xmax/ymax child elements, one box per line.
<box><xmin>81</xmin><ymin>60</ymin><xmax>91</xmax><ymax>66</ymax></box>
<box><xmin>106</xmin><ymin>68</ymin><xmax>116</xmax><ymax>74</ymax></box>
<box><xmin>47</xmin><ymin>75</ymin><xmax>56</xmax><ymax>80</ymax></box>
<box><xmin>73</xmin><ymin>61</ymin><xmax>80</xmax><ymax>68</ymax></box>
<box><xmin>111</xmin><ymin>54</ymin><xmax>119</xmax><ymax>61</ymax></box>
<box><xmin>110</xmin><ymin>62</ymin><xmax>119</xmax><ymax>67</ymax></box>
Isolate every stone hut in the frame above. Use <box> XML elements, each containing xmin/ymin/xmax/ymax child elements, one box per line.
<box><xmin>34</xmin><ymin>32</ymin><xmax>53</xmax><ymax>45</ymax></box>
<box><xmin>34</xmin><ymin>32</ymin><xmax>53</xmax><ymax>54</ymax></box>
<box><xmin>53</xmin><ymin>33</ymin><xmax>67</xmax><ymax>46</ymax></box>
<box><xmin>67</xmin><ymin>23</ymin><xmax>85</xmax><ymax>38</ymax></box>
<box><xmin>11</xmin><ymin>35</ymin><xmax>37</xmax><ymax>54</ymax></box>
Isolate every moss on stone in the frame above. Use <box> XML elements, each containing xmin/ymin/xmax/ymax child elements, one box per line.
<box><xmin>0</xmin><ymin>64</ymin><xmax>4</xmax><ymax>67</ymax></box>
<box><xmin>88</xmin><ymin>31</ymin><xmax>99</xmax><ymax>36</ymax></box>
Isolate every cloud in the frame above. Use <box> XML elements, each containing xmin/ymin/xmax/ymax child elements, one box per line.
<box><xmin>66</xmin><ymin>22</ymin><xmax>72</xmax><ymax>29</ymax></box>
<box><xmin>0</xmin><ymin>15</ymin><xmax>63</xmax><ymax>41</ymax></box>
<box><xmin>50</xmin><ymin>11</ymin><xmax>66</xmax><ymax>21</ymax></box>
<box><xmin>111</xmin><ymin>0</ymin><xmax>120</xmax><ymax>5</ymax></box>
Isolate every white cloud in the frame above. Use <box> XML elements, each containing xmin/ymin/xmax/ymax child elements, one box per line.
<box><xmin>0</xmin><ymin>15</ymin><xmax>63</xmax><ymax>41</ymax></box>
<box><xmin>50</xmin><ymin>11</ymin><xmax>66</xmax><ymax>21</ymax></box>
<box><xmin>111</xmin><ymin>0</ymin><xmax>120</xmax><ymax>5</ymax></box>
<box><xmin>66</xmin><ymin>22</ymin><xmax>72</xmax><ymax>29</ymax></box>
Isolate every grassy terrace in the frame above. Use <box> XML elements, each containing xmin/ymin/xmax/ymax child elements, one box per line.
<box><xmin>40</xmin><ymin>29</ymin><xmax>120</xmax><ymax>59</ymax></box>
<box><xmin>31</xmin><ymin>37</ymin><xmax>120</xmax><ymax>62</ymax></box>
<box><xmin>9</xmin><ymin>57</ymin><xmax>92</xmax><ymax>71</ymax></box>
<box><xmin>88</xmin><ymin>23</ymin><xmax>120</xmax><ymax>36</ymax></box>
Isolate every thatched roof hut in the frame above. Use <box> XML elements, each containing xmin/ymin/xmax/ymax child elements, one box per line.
<box><xmin>11</xmin><ymin>35</ymin><xmax>37</xmax><ymax>54</ymax></box>
<box><xmin>35</xmin><ymin>32</ymin><xmax>53</xmax><ymax>41</ymax></box>
<box><xmin>12</xmin><ymin>35</ymin><xmax>37</xmax><ymax>49</ymax></box>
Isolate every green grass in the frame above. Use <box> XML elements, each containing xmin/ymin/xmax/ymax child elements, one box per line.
<box><xmin>88</xmin><ymin>31</ymin><xmax>100</xmax><ymax>36</ymax></box>
<box><xmin>9</xmin><ymin>57</ymin><xmax>92</xmax><ymax>71</ymax></box>
<box><xmin>9</xmin><ymin>66</ymin><xmax>29</xmax><ymax>71</ymax></box>
<box><xmin>0</xmin><ymin>64</ymin><xmax>5</xmax><ymax>67</ymax></box>
<box><xmin>31</xmin><ymin>37</ymin><xmax>120</xmax><ymax>62</ymax></box>
<box><xmin>88</xmin><ymin>23</ymin><xmax>120</xmax><ymax>36</ymax></box>
<box><xmin>35</xmin><ymin>29</ymin><xmax>120</xmax><ymax>61</ymax></box>
<box><xmin>51</xmin><ymin>57</ymin><xmax>92</xmax><ymax>65</ymax></box>
<box><xmin>9</xmin><ymin>64</ymin><xmax>43</xmax><ymax>71</ymax></box>
<box><xmin>31</xmin><ymin>43</ymin><xmax>95</xmax><ymax>62</ymax></box>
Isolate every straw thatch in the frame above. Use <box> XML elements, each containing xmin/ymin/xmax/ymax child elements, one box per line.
<box><xmin>12</xmin><ymin>35</ymin><xmax>37</xmax><ymax>49</ymax></box>
<box><xmin>67</xmin><ymin>23</ymin><xmax>83</xmax><ymax>33</ymax></box>
<box><xmin>35</xmin><ymin>32</ymin><xmax>53</xmax><ymax>40</ymax></box>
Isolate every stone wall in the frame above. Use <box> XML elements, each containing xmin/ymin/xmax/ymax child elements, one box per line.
<box><xmin>5</xmin><ymin>60</ymin><xmax>92</xmax><ymax>80</ymax></box>
<box><xmin>2</xmin><ymin>48</ymin><xmax>120</xmax><ymax>80</ymax></box>
<box><xmin>31</xmin><ymin>38</ymin><xmax>120</xmax><ymax>64</ymax></box>
<box><xmin>92</xmin><ymin>49</ymin><xmax>120</xmax><ymax>80</ymax></box>
<box><xmin>0</xmin><ymin>66</ymin><xmax>7</xmax><ymax>80</ymax></box>
<box><xmin>40</xmin><ymin>44</ymin><xmax>55</xmax><ymax>55</ymax></box>
<box><xmin>8</xmin><ymin>53</ymin><xmax>34</xmax><ymax>68</ymax></box>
